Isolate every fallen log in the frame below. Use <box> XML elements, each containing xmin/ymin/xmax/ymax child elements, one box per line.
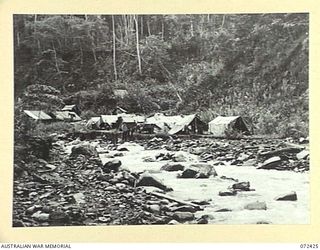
<box><xmin>149</xmin><ymin>191</ymin><xmax>202</xmax><ymax>211</ymax></box>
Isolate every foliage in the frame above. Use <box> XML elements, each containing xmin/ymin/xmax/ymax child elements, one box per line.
<box><xmin>14</xmin><ymin>14</ymin><xmax>309</xmax><ymax>136</ymax></box>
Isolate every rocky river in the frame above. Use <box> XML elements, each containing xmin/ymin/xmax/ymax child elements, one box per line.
<box><xmin>12</xmin><ymin>135</ymin><xmax>309</xmax><ymax>226</ymax></box>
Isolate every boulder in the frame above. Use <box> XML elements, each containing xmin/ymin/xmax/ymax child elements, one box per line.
<box><xmin>196</xmin><ymin>215</ymin><xmax>209</xmax><ymax>224</ymax></box>
<box><xmin>178</xmin><ymin>164</ymin><xmax>217</xmax><ymax>179</ymax></box>
<box><xmin>215</xmin><ymin>208</ymin><xmax>232</xmax><ymax>212</ymax></box>
<box><xmin>49</xmin><ymin>211</ymin><xmax>70</xmax><ymax>225</ymax></box>
<box><xmin>244</xmin><ymin>201</ymin><xmax>267</xmax><ymax>210</ymax></box>
<box><xmin>71</xmin><ymin>144</ymin><xmax>97</xmax><ymax>157</ymax></box>
<box><xmin>242</xmin><ymin>159</ymin><xmax>257</xmax><ymax>166</ymax></box>
<box><xmin>257</xmin><ymin>156</ymin><xmax>282</xmax><ymax>170</ymax></box>
<box><xmin>171</xmin><ymin>205</ymin><xmax>197</xmax><ymax>213</ymax></box>
<box><xmin>136</xmin><ymin>173</ymin><xmax>173</xmax><ymax>192</ymax></box>
<box><xmin>168</xmin><ymin>219</ymin><xmax>180</xmax><ymax>225</ymax></box>
<box><xmin>102</xmin><ymin>159</ymin><xmax>122</xmax><ymax>172</ymax></box>
<box><xmin>296</xmin><ymin>150</ymin><xmax>309</xmax><ymax>160</ymax></box>
<box><xmin>172</xmin><ymin>211</ymin><xmax>195</xmax><ymax>222</ymax></box>
<box><xmin>218</xmin><ymin>190</ymin><xmax>237</xmax><ymax>196</ymax></box>
<box><xmin>173</xmin><ymin>154</ymin><xmax>187</xmax><ymax>162</ymax></box>
<box><xmin>275</xmin><ymin>191</ymin><xmax>297</xmax><ymax>201</ymax></box>
<box><xmin>190</xmin><ymin>147</ymin><xmax>207</xmax><ymax>155</ymax></box>
<box><xmin>231</xmin><ymin>181</ymin><xmax>251</xmax><ymax>191</ymax></box>
<box><xmin>118</xmin><ymin>147</ymin><xmax>129</xmax><ymax>152</ymax></box>
<box><xmin>31</xmin><ymin>211</ymin><xmax>50</xmax><ymax>222</ymax></box>
<box><xmin>161</xmin><ymin>163</ymin><xmax>185</xmax><ymax>172</ymax></box>
<box><xmin>145</xmin><ymin>204</ymin><xmax>161</xmax><ymax>214</ymax></box>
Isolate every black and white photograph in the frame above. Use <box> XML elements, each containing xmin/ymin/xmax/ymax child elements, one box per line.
<box><xmin>13</xmin><ymin>13</ymin><xmax>309</xmax><ymax>227</ymax></box>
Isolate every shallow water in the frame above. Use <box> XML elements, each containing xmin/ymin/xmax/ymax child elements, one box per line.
<box><xmin>99</xmin><ymin>142</ymin><xmax>309</xmax><ymax>224</ymax></box>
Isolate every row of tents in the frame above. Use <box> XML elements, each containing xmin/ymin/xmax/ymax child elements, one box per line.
<box><xmin>86</xmin><ymin>112</ymin><xmax>253</xmax><ymax>137</ymax></box>
<box><xmin>23</xmin><ymin>104</ymin><xmax>253</xmax><ymax>137</ymax></box>
<box><xmin>23</xmin><ymin>105</ymin><xmax>82</xmax><ymax>122</ymax></box>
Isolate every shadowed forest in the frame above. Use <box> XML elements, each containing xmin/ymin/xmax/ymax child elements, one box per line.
<box><xmin>14</xmin><ymin>14</ymin><xmax>308</xmax><ymax>137</ymax></box>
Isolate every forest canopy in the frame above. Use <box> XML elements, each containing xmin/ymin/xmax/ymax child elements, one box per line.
<box><xmin>14</xmin><ymin>14</ymin><xmax>309</xmax><ymax>137</ymax></box>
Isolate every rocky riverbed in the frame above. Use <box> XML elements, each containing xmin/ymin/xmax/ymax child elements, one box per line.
<box><xmin>13</xmin><ymin>136</ymin><xmax>309</xmax><ymax>226</ymax></box>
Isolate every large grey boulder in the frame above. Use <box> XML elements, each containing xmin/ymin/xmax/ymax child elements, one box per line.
<box><xmin>275</xmin><ymin>191</ymin><xmax>297</xmax><ymax>201</ymax></box>
<box><xmin>161</xmin><ymin>163</ymin><xmax>185</xmax><ymax>172</ymax></box>
<box><xmin>136</xmin><ymin>172</ymin><xmax>173</xmax><ymax>192</ymax></box>
<box><xmin>257</xmin><ymin>156</ymin><xmax>282</xmax><ymax>170</ymax></box>
<box><xmin>103</xmin><ymin>159</ymin><xmax>122</xmax><ymax>172</ymax></box>
<box><xmin>178</xmin><ymin>163</ymin><xmax>217</xmax><ymax>179</ymax></box>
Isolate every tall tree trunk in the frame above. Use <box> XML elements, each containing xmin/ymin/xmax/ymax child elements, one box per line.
<box><xmin>52</xmin><ymin>42</ymin><xmax>64</xmax><ymax>92</ymax></box>
<box><xmin>147</xmin><ymin>19</ymin><xmax>151</xmax><ymax>36</ymax></box>
<box><xmin>78</xmin><ymin>38</ymin><xmax>83</xmax><ymax>65</ymax></box>
<box><xmin>220</xmin><ymin>15</ymin><xmax>225</xmax><ymax>30</ymax></box>
<box><xmin>161</xmin><ymin>19</ymin><xmax>164</xmax><ymax>40</ymax></box>
<box><xmin>112</xmin><ymin>15</ymin><xmax>118</xmax><ymax>81</ymax></box>
<box><xmin>190</xmin><ymin>20</ymin><xmax>194</xmax><ymax>37</ymax></box>
<box><xmin>134</xmin><ymin>15</ymin><xmax>142</xmax><ymax>75</ymax></box>
<box><xmin>140</xmin><ymin>16</ymin><xmax>144</xmax><ymax>37</ymax></box>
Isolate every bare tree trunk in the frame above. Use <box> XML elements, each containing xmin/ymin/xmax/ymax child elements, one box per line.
<box><xmin>112</xmin><ymin>15</ymin><xmax>118</xmax><ymax>81</ymax></box>
<box><xmin>17</xmin><ymin>32</ymin><xmax>20</xmax><ymax>48</ymax></box>
<box><xmin>220</xmin><ymin>15</ymin><xmax>225</xmax><ymax>30</ymax></box>
<box><xmin>161</xmin><ymin>19</ymin><xmax>164</xmax><ymax>40</ymax></box>
<box><xmin>78</xmin><ymin>38</ymin><xmax>83</xmax><ymax>65</ymax></box>
<box><xmin>147</xmin><ymin>19</ymin><xmax>151</xmax><ymax>36</ymax></box>
<box><xmin>134</xmin><ymin>15</ymin><xmax>142</xmax><ymax>75</ymax></box>
<box><xmin>52</xmin><ymin>42</ymin><xmax>64</xmax><ymax>91</ymax></box>
<box><xmin>190</xmin><ymin>20</ymin><xmax>194</xmax><ymax>37</ymax></box>
<box><xmin>140</xmin><ymin>16</ymin><xmax>143</xmax><ymax>37</ymax></box>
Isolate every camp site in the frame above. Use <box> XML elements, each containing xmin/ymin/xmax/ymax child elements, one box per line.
<box><xmin>13</xmin><ymin>14</ymin><xmax>309</xmax><ymax>227</ymax></box>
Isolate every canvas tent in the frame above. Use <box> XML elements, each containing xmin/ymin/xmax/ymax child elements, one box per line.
<box><xmin>208</xmin><ymin>116</ymin><xmax>251</xmax><ymax>137</ymax></box>
<box><xmin>61</xmin><ymin>104</ymin><xmax>81</xmax><ymax>115</ymax></box>
<box><xmin>168</xmin><ymin>114</ymin><xmax>207</xmax><ymax>135</ymax></box>
<box><xmin>145</xmin><ymin>113</ymin><xmax>207</xmax><ymax>135</ymax></box>
<box><xmin>24</xmin><ymin>110</ymin><xmax>52</xmax><ymax>121</ymax></box>
<box><xmin>100</xmin><ymin>115</ymin><xmax>120</xmax><ymax>129</ymax></box>
<box><xmin>54</xmin><ymin>111</ymin><xmax>82</xmax><ymax>122</ymax></box>
<box><xmin>86</xmin><ymin>117</ymin><xmax>101</xmax><ymax>129</ymax></box>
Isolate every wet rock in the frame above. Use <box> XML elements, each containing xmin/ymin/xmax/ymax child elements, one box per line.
<box><xmin>231</xmin><ymin>181</ymin><xmax>251</xmax><ymax>191</ymax></box>
<box><xmin>219</xmin><ymin>190</ymin><xmax>237</xmax><ymax>196</ymax></box>
<box><xmin>215</xmin><ymin>208</ymin><xmax>232</xmax><ymax>212</ymax></box>
<box><xmin>171</xmin><ymin>205</ymin><xmax>197</xmax><ymax>213</ymax></box>
<box><xmin>172</xmin><ymin>211</ymin><xmax>195</xmax><ymax>222</ymax></box>
<box><xmin>142</xmin><ymin>156</ymin><xmax>155</xmax><ymax>162</ymax></box>
<box><xmin>242</xmin><ymin>159</ymin><xmax>257</xmax><ymax>166</ymax></box>
<box><xmin>103</xmin><ymin>159</ymin><xmax>122</xmax><ymax>172</ymax></box>
<box><xmin>73</xmin><ymin>192</ymin><xmax>86</xmax><ymax>204</ymax></box>
<box><xmin>190</xmin><ymin>147</ymin><xmax>208</xmax><ymax>155</ymax></box>
<box><xmin>161</xmin><ymin>163</ymin><xmax>185</xmax><ymax>172</ymax></box>
<box><xmin>244</xmin><ymin>201</ymin><xmax>267</xmax><ymax>210</ymax></box>
<box><xmin>258</xmin><ymin>156</ymin><xmax>282</xmax><ymax>170</ymax></box>
<box><xmin>98</xmin><ymin>216</ymin><xmax>111</xmax><ymax>223</ymax></box>
<box><xmin>220</xmin><ymin>176</ymin><xmax>238</xmax><ymax>182</ymax></box>
<box><xmin>145</xmin><ymin>204</ymin><xmax>161</xmax><ymax>214</ymax></box>
<box><xmin>168</xmin><ymin>219</ymin><xmax>180</xmax><ymax>225</ymax></box>
<box><xmin>137</xmin><ymin>173</ymin><xmax>173</xmax><ymax>192</ymax></box>
<box><xmin>275</xmin><ymin>191</ymin><xmax>297</xmax><ymax>201</ymax></box>
<box><xmin>31</xmin><ymin>211</ymin><xmax>50</xmax><ymax>222</ymax></box>
<box><xmin>118</xmin><ymin>147</ymin><xmax>129</xmax><ymax>151</ymax></box>
<box><xmin>178</xmin><ymin>164</ymin><xmax>217</xmax><ymax>179</ymax></box>
<box><xmin>49</xmin><ymin>211</ymin><xmax>70</xmax><ymax>225</ymax></box>
<box><xmin>172</xmin><ymin>154</ymin><xmax>187</xmax><ymax>162</ymax></box>
<box><xmin>256</xmin><ymin>221</ymin><xmax>271</xmax><ymax>224</ymax></box>
<box><xmin>71</xmin><ymin>144</ymin><xmax>97</xmax><ymax>157</ymax></box>
<box><xmin>296</xmin><ymin>150</ymin><xmax>309</xmax><ymax>160</ymax></box>
<box><xmin>191</xmin><ymin>199</ymin><xmax>211</xmax><ymax>205</ymax></box>
<box><xmin>196</xmin><ymin>214</ymin><xmax>213</xmax><ymax>224</ymax></box>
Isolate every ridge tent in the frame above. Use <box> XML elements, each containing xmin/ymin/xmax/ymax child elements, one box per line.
<box><xmin>208</xmin><ymin>115</ymin><xmax>251</xmax><ymax>137</ymax></box>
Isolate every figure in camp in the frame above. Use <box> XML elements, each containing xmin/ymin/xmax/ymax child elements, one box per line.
<box><xmin>121</xmin><ymin>122</ymin><xmax>129</xmax><ymax>142</ymax></box>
